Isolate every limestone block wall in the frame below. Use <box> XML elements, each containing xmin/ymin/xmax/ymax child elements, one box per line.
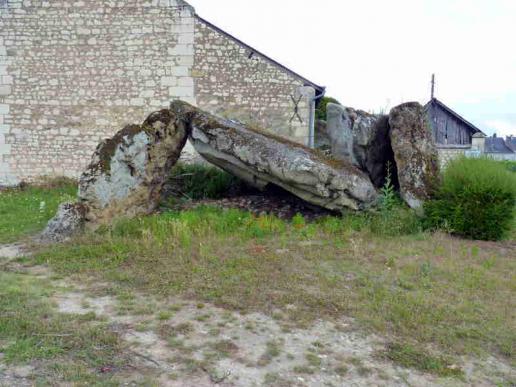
<box><xmin>0</xmin><ymin>0</ymin><xmax>195</xmax><ymax>184</ymax></box>
<box><xmin>0</xmin><ymin>0</ymin><xmax>320</xmax><ymax>185</ymax></box>
<box><xmin>0</xmin><ymin>26</ymin><xmax>16</xmax><ymax>185</ymax></box>
<box><xmin>437</xmin><ymin>144</ymin><xmax>516</xmax><ymax>168</ymax></box>
<box><xmin>436</xmin><ymin>145</ymin><xmax>469</xmax><ymax>169</ymax></box>
<box><xmin>193</xmin><ymin>17</ymin><xmax>315</xmax><ymax>145</ymax></box>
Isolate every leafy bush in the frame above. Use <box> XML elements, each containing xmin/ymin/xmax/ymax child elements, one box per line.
<box><xmin>166</xmin><ymin>163</ymin><xmax>247</xmax><ymax>200</ymax></box>
<box><xmin>498</xmin><ymin>160</ymin><xmax>516</xmax><ymax>173</ymax></box>
<box><xmin>424</xmin><ymin>157</ymin><xmax>516</xmax><ymax>241</ymax></box>
<box><xmin>315</xmin><ymin>96</ymin><xmax>341</xmax><ymax>121</ymax></box>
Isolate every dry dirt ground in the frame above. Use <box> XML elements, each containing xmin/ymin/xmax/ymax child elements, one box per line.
<box><xmin>0</xmin><ymin>244</ymin><xmax>514</xmax><ymax>386</ymax></box>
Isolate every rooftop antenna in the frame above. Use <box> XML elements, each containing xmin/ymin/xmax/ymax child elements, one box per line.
<box><xmin>431</xmin><ymin>74</ymin><xmax>436</xmax><ymax>99</ymax></box>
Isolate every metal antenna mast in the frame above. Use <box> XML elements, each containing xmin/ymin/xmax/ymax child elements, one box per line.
<box><xmin>431</xmin><ymin>74</ymin><xmax>436</xmax><ymax>99</ymax></box>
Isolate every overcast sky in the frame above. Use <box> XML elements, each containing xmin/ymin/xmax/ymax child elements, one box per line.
<box><xmin>189</xmin><ymin>0</ymin><xmax>515</xmax><ymax>137</ymax></box>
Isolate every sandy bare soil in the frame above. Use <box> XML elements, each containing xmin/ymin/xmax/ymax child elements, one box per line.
<box><xmin>1</xmin><ymin>244</ymin><xmax>514</xmax><ymax>386</ymax></box>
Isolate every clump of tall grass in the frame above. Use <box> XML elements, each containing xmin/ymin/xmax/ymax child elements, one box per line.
<box><xmin>498</xmin><ymin>159</ymin><xmax>516</xmax><ymax>173</ymax></box>
<box><xmin>164</xmin><ymin>163</ymin><xmax>247</xmax><ymax>202</ymax></box>
<box><xmin>424</xmin><ymin>157</ymin><xmax>516</xmax><ymax>241</ymax></box>
<box><xmin>368</xmin><ymin>162</ymin><xmax>422</xmax><ymax>237</ymax></box>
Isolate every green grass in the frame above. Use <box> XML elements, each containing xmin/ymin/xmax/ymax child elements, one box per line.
<box><xmin>258</xmin><ymin>340</ymin><xmax>283</xmax><ymax>366</ymax></box>
<box><xmin>164</xmin><ymin>163</ymin><xmax>246</xmax><ymax>203</ymax></box>
<box><xmin>381</xmin><ymin>342</ymin><xmax>463</xmax><ymax>378</ymax></box>
<box><xmin>498</xmin><ymin>160</ymin><xmax>516</xmax><ymax>173</ymax></box>
<box><xmin>0</xmin><ymin>178</ymin><xmax>77</xmax><ymax>243</ymax></box>
<box><xmin>34</xmin><ymin>206</ymin><xmax>515</xmax><ymax>368</ymax></box>
<box><xmin>2</xmin><ymin>182</ymin><xmax>514</xmax><ymax>378</ymax></box>
<box><xmin>0</xmin><ymin>271</ymin><xmax>123</xmax><ymax>383</ymax></box>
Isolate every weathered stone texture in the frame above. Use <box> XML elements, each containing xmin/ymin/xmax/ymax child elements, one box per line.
<box><xmin>181</xmin><ymin>101</ymin><xmax>378</xmax><ymax>212</ymax></box>
<box><xmin>78</xmin><ymin>108</ymin><xmax>189</xmax><ymax>226</ymax></box>
<box><xmin>45</xmin><ymin>102</ymin><xmax>374</xmax><ymax>239</ymax></box>
<box><xmin>41</xmin><ymin>202</ymin><xmax>86</xmax><ymax>242</ymax></box>
<box><xmin>326</xmin><ymin>103</ymin><xmax>394</xmax><ymax>189</ymax></box>
<box><xmin>193</xmin><ymin>18</ymin><xmax>315</xmax><ymax>145</ymax></box>
<box><xmin>389</xmin><ymin>102</ymin><xmax>439</xmax><ymax>210</ymax></box>
<box><xmin>436</xmin><ymin>145</ymin><xmax>468</xmax><ymax>169</ymax></box>
<box><xmin>0</xmin><ymin>0</ymin><xmax>195</xmax><ymax>184</ymax></box>
<box><xmin>326</xmin><ymin>103</ymin><xmax>355</xmax><ymax>164</ymax></box>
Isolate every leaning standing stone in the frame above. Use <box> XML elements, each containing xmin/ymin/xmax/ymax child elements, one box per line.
<box><xmin>78</xmin><ymin>109</ymin><xmax>189</xmax><ymax>226</ymax></box>
<box><xmin>389</xmin><ymin>102</ymin><xmax>439</xmax><ymax>210</ymax></box>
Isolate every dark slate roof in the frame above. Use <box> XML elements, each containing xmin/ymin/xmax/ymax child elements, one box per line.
<box><xmin>505</xmin><ymin>136</ymin><xmax>516</xmax><ymax>152</ymax></box>
<box><xmin>425</xmin><ymin>98</ymin><xmax>485</xmax><ymax>135</ymax></box>
<box><xmin>195</xmin><ymin>15</ymin><xmax>325</xmax><ymax>95</ymax></box>
<box><xmin>485</xmin><ymin>137</ymin><xmax>515</xmax><ymax>154</ymax></box>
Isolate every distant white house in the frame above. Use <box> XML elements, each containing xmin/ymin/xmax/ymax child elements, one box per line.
<box><xmin>425</xmin><ymin>98</ymin><xmax>515</xmax><ymax>166</ymax></box>
<box><xmin>476</xmin><ymin>134</ymin><xmax>516</xmax><ymax>161</ymax></box>
<box><xmin>484</xmin><ymin>135</ymin><xmax>516</xmax><ymax>160</ymax></box>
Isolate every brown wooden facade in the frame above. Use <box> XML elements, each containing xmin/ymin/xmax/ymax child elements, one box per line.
<box><xmin>425</xmin><ymin>98</ymin><xmax>484</xmax><ymax>145</ymax></box>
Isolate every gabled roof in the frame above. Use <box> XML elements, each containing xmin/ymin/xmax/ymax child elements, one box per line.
<box><xmin>195</xmin><ymin>15</ymin><xmax>325</xmax><ymax>95</ymax></box>
<box><xmin>505</xmin><ymin>136</ymin><xmax>516</xmax><ymax>152</ymax></box>
<box><xmin>485</xmin><ymin>137</ymin><xmax>515</xmax><ymax>154</ymax></box>
<box><xmin>425</xmin><ymin>98</ymin><xmax>485</xmax><ymax>135</ymax></box>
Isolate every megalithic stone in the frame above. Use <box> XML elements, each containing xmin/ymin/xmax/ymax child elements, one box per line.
<box><xmin>42</xmin><ymin>100</ymin><xmax>379</xmax><ymax>242</ymax></box>
<box><xmin>326</xmin><ymin>103</ymin><xmax>355</xmax><ymax>165</ymax></box>
<box><xmin>172</xmin><ymin>101</ymin><xmax>378</xmax><ymax>212</ymax></box>
<box><xmin>389</xmin><ymin>102</ymin><xmax>439</xmax><ymax>210</ymax></box>
<box><xmin>77</xmin><ymin>108</ymin><xmax>190</xmax><ymax>227</ymax></box>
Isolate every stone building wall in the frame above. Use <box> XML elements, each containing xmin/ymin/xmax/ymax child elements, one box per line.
<box><xmin>0</xmin><ymin>23</ymin><xmax>15</xmax><ymax>185</ymax></box>
<box><xmin>193</xmin><ymin>17</ymin><xmax>315</xmax><ymax>145</ymax></box>
<box><xmin>436</xmin><ymin>145</ymin><xmax>469</xmax><ymax>169</ymax></box>
<box><xmin>437</xmin><ymin>143</ymin><xmax>516</xmax><ymax>168</ymax></box>
<box><xmin>0</xmin><ymin>0</ymin><xmax>195</xmax><ymax>185</ymax></box>
<box><xmin>0</xmin><ymin>1</ymin><xmax>320</xmax><ymax>185</ymax></box>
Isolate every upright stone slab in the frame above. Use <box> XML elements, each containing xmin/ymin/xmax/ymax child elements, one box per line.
<box><xmin>349</xmin><ymin>111</ymin><xmax>394</xmax><ymax>189</ymax></box>
<box><xmin>326</xmin><ymin>104</ymin><xmax>394</xmax><ymax>189</ymax></box>
<box><xmin>389</xmin><ymin>102</ymin><xmax>439</xmax><ymax>210</ymax></box>
<box><xmin>78</xmin><ymin>109</ymin><xmax>189</xmax><ymax>226</ymax></box>
<box><xmin>326</xmin><ymin>103</ymin><xmax>354</xmax><ymax>164</ymax></box>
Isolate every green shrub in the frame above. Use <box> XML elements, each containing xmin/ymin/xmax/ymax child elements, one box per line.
<box><xmin>315</xmin><ymin>96</ymin><xmax>341</xmax><ymax>121</ymax></box>
<box><xmin>498</xmin><ymin>160</ymin><xmax>516</xmax><ymax>173</ymax></box>
<box><xmin>166</xmin><ymin>163</ymin><xmax>246</xmax><ymax>200</ymax></box>
<box><xmin>424</xmin><ymin>157</ymin><xmax>516</xmax><ymax>241</ymax></box>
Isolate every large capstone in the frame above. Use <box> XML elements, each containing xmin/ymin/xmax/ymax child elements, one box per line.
<box><xmin>389</xmin><ymin>102</ymin><xmax>439</xmax><ymax>210</ymax></box>
<box><xmin>173</xmin><ymin>101</ymin><xmax>378</xmax><ymax>211</ymax></box>
<box><xmin>78</xmin><ymin>109</ymin><xmax>189</xmax><ymax>226</ymax></box>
